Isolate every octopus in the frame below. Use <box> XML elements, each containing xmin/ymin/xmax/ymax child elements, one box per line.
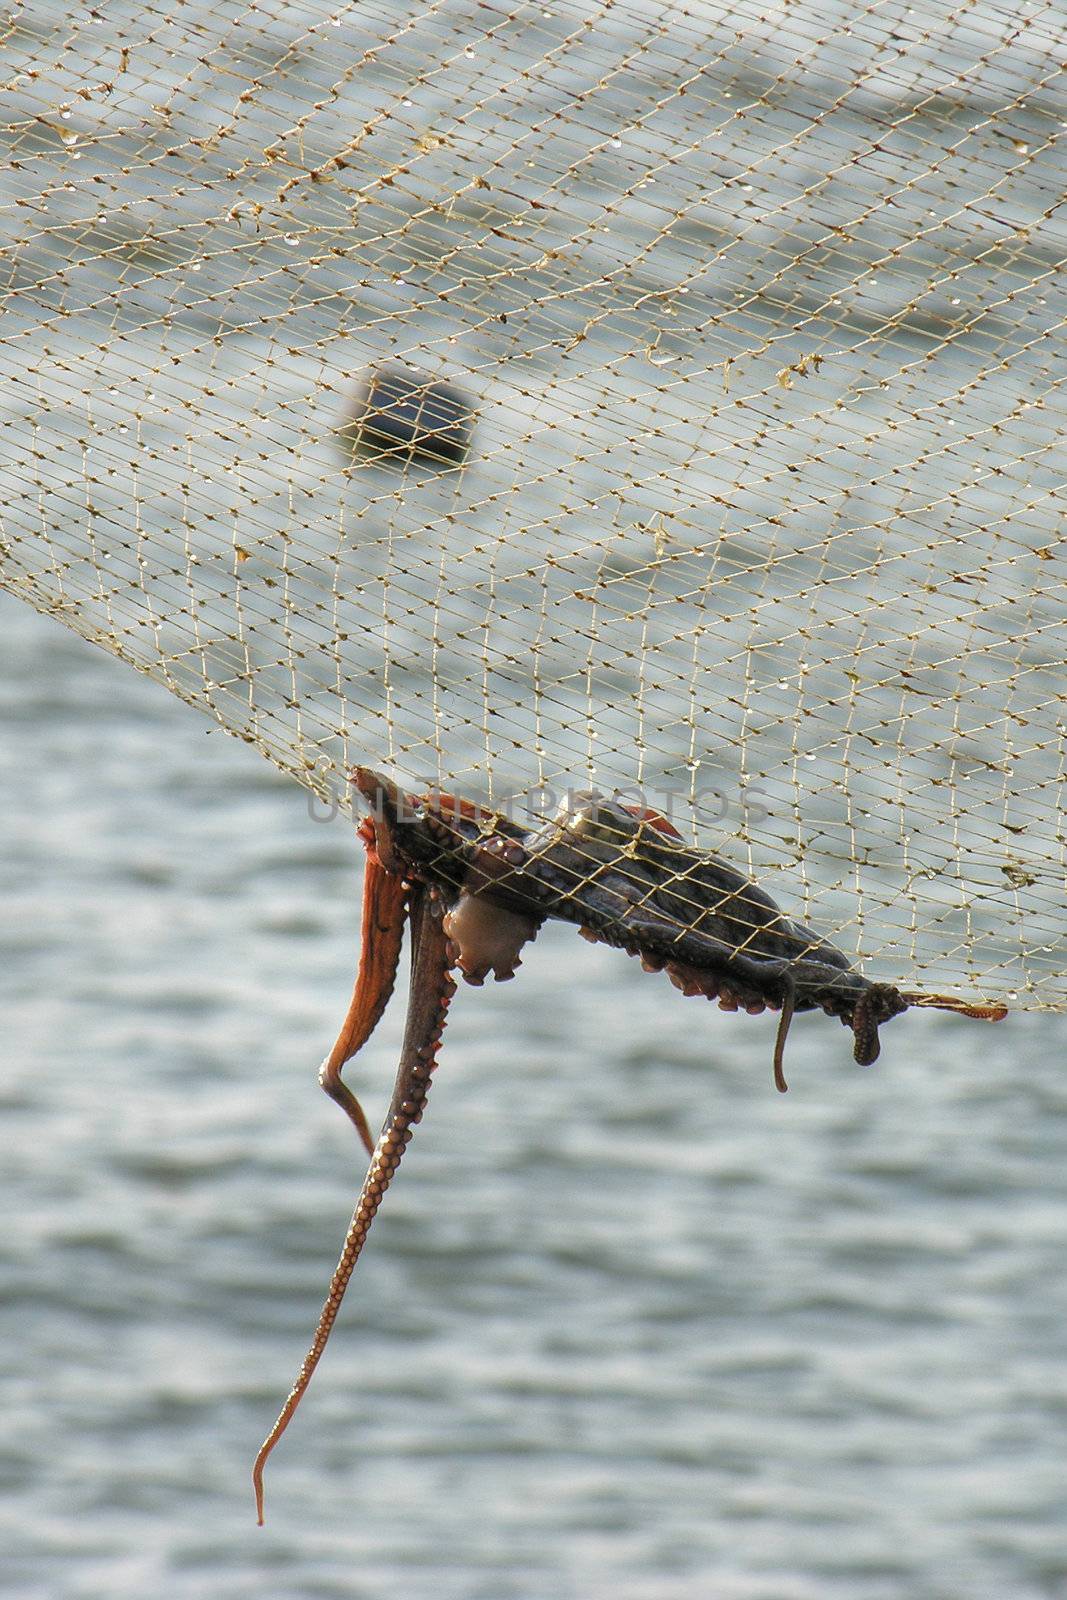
<box><xmin>252</xmin><ymin>769</ymin><xmax>1007</xmax><ymax>1519</ymax></box>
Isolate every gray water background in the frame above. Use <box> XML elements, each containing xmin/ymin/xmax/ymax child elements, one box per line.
<box><xmin>2</xmin><ymin>0</ymin><xmax>1066</xmax><ymax>1591</ymax></box>
<box><xmin>3</xmin><ymin>594</ymin><xmax>1067</xmax><ymax>1600</ymax></box>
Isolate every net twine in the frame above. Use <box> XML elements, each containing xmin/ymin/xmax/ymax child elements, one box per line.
<box><xmin>1</xmin><ymin>0</ymin><xmax>1063</xmax><ymax>1007</ymax></box>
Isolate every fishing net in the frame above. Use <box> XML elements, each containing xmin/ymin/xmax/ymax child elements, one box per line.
<box><xmin>1</xmin><ymin>0</ymin><xmax>1063</xmax><ymax>1009</ymax></box>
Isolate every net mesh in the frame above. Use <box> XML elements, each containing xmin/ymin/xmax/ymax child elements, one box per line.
<box><xmin>1</xmin><ymin>0</ymin><xmax>1063</xmax><ymax>1008</ymax></box>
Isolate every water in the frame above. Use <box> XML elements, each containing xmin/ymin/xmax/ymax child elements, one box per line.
<box><xmin>2</xmin><ymin>594</ymin><xmax>1067</xmax><ymax>1599</ymax></box>
<box><xmin>2</xmin><ymin>0</ymin><xmax>1065</xmax><ymax>1589</ymax></box>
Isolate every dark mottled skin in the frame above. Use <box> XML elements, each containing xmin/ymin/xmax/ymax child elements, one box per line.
<box><xmin>353</xmin><ymin>771</ymin><xmax>911</xmax><ymax>1069</ymax></box>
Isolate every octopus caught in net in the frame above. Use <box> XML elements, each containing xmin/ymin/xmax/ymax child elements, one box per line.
<box><xmin>253</xmin><ymin>769</ymin><xmax>1007</xmax><ymax>1520</ymax></box>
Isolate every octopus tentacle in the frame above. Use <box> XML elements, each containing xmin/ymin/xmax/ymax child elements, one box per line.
<box><xmin>772</xmin><ymin>976</ymin><xmax>796</xmax><ymax>1094</ymax></box>
<box><xmin>846</xmin><ymin>983</ymin><xmax>907</xmax><ymax>1065</ymax></box>
<box><xmin>580</xmin><ymin>897</ymin><xmax>848</xmax><ymax>1009</ymax></box>
<box><xmin>900</xmin><ymin>990</ymin><xmax>1008</xmax><ymax>1022</ymax></box>
<box><xmin>318</xmin><ymin>838</ymin><xmax>408</xmax><ymax>1157</ymax></box>
<box><xmin>254</xmin><ymin>884</ymin><xmax>453</xmax><ymax>1523</ymax></box>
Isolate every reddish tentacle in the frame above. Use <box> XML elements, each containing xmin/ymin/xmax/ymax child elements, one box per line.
<box><xmin>319</xmin><ymin>831</ymin><xmax>408</xmax><ymax>1156</ymax></box>
<box><xmin>900</xmin><ymin>991</ymin><xmax>1008</xmax><ymax>1022</ymax></box>
<box><xmin>254</xmin><ymin>885</ymin><xmax>454</xmax><ymax>1522</ymax></box>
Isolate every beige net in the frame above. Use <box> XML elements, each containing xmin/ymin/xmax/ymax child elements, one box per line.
<box><xmin>1</xmin><ymin>0</ymin><xmax>1063</xmax><ymax>1008</ymax></box>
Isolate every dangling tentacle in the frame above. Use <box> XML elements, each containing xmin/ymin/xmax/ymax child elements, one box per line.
<box><xmin>847</xmin><ymin>983</ymin><xmax>906</xmax><ymax>1065</ymax></box>
<box><xmin>771</xmin><ymin>975</ymin><xmax>795</xmax><ymax>1094</ymax></box>
<box><xmin>319</xmin><ymin>840</ymin><xmax>408</xmax><ymax>1156</ymax></box>
<box><xmin>254</xmin><ymin>885</ymin><xmax>454</xmax><ymax>1523</ymax></box>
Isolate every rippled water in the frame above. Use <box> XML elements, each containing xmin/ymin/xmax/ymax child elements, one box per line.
<box><xmin>2</xmin><ymin>6</ymin><xmax>1065</xmax><ymax>1585</ymax></box>
<box><xmin>3</xmin><ymin>593</ymin><xmax>1067</xmax><ymax>1599</ymax></box>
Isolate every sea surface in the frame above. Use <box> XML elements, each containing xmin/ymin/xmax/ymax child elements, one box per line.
<box><xmin>2</xmin><ymin>0</ymin><xmax>1066</xmax><ymax>1592</ymax></box>
<box><xmin>2</xmin><ymin>594</ymin><xmax>1067</xmax><ymax>1600</ymax></box>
